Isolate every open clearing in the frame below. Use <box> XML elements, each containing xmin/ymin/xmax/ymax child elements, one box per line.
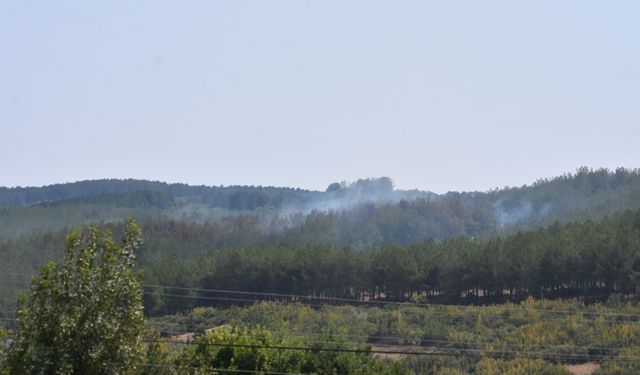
<box><xmin>565</xmin><ymin>363</ymin><xmax>600</xmax><ymax>375</ymax></box>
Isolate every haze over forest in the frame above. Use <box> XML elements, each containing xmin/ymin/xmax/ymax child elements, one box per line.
<box><xmin>2</xmin><ymin>1</ymin><xmax>640</xmax><ymax>373</ymax></box>
<box><xmin>1</xmin><ymin>167</ymin><xmax>639</xmax><ymax>240</ymax></box>
<box><xmin>4</xmin><ymin>167</ymin><xmax>640</xmax><ymax>374</ymax></box>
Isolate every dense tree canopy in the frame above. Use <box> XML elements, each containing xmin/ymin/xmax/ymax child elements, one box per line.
<box><xmin>3</xmin><ymin>168</ymin><xmax>640</xmax><ymax>240</ymax></box>
<box><xmin>5</xmin><ymin>219</ymin><xmax>145</xmax><ymax>374</ymax></box>
<box><xmin>138</xmin><ymin>209</ymin><xmax>640</xmax><ymax>315</ymax></box>
<box><xmin>3</xmin><ymin>168</ymin><xmax>640</xmax><ymax>373</ymax></box>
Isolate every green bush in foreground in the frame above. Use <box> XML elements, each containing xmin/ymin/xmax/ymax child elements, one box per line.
<box><xmin>176</xmin><ymin>325</ymin><xmax>413</xmax><ymax>374</ymax></box>
<box><xmin>4</xmin><ymin>220</ymin><xmax>145</xmax><ymax>375</ymax></box>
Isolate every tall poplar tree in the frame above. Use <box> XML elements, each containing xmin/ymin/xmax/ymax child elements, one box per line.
<box><xmin>5</xmin><ymin>219</ymin><xmax>145</xmax><ymax>374</ymax></box>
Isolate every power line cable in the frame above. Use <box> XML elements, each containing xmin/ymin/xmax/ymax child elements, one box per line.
<box><xmin>141</xmin><ymin>339</ymin><xmax>640</xmax><ymax>364</ymax></box>
<box><xmin>6</xmin><ymin>270</ymin><xmax>640</xmax><ymax>319</ymax></box>
<box><xmin>141</xmin><ymin>291</ymin><xmax>640</xmax><ymax>325</ymax></box>
<box><xmin>143</xmin><ymin>283</ymin><xmax>640</xmax><ymax>318</ymax></box>
<box><xmin>149</xmin><ymin>325</ymin><xmax>634</xmax><ymax>353</ymax></box>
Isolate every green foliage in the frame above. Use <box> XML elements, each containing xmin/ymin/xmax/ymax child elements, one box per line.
<box><xmin>151</xmin><ymin>300</ymin><xmax>640</xmax><ymax>375</ymax></box>
<box><xmin>176</xmin><ymin>325</ymin><xmax>413</xmax><ymax>374</ymax></box>
<box><xmin>6</xmin><ymin>206</ymin><xmax>640</xmax><ymax>318</ymax></box>
<box><xmin>0</xmin><ymin>327</ymin><xmax>9</xmax><ymax>366</ymax></box>
<box><xmin>140</xmin><ymin>326</ymin><xmax>174</xmax><ymax>375</ymax></box>
<box><xmin>0</xmin><ymin>179</ymin><xmax>316</xmax><ymax>208</ymax></box>
<box><xmin>137</xmin><ymin>208</ymin><xmax>640</xmax><ymax>314</ymax></box>
<box><xmin>5</xmin><ymin>170</ymin><xmax>640</xmax><ymax>373</ymax></box>
<box><xmin>4</xmin><ymin>167</ymin><xmax>640</xmax><ymax>242</ymax></box>
<box><xmin>4</xmin><ymin>219</ymin><xmax>145</xmax><ymax>374</ymax></box>
<box><xmin>475</xmin><ymin>357</ymin><xmax>571</xmax><ymax>375</ymax></box>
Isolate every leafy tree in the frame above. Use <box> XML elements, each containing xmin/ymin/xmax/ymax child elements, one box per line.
<box><xmin>177</xmin><ymin>325</ymin><xmax>413</xmax><ymax>374</ymax></box>
<box><xmin>5</xmin><ymin>219</ymin><xmax>145</xmax><ymax>374</ymax></box>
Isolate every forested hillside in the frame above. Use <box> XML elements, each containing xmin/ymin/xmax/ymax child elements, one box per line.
<box><xmin>6</xmin><ymin>211</ymin><xmax>640</xmax><ymax>374</ymax></box>
<box><xmin>2</xmin><ymin>168</ymin><xmax>640</xmax><ymax>241</ymax></box>
<box><xmin>3</xmin><ymin>168</ymin><xmax>640</xmax><ymax>313</ymax></box>
<box><xmin>4</xmin><ymin>168</ymin><xmax>640</xmax><ymax>374</ymax></box>
<box><xmin>0</xmin><ymin>179</ymin><xmax>317</xmax><ymax>207</ymax></box>
<box><xmin>3</xmin><ymin>189</ymin><xmax>640</xmax><ymax>318</ymax></box>
<box><xmin>141</xmin><ymin>209</ymin><xmax>640</xmax><ymax>315</ymax></box>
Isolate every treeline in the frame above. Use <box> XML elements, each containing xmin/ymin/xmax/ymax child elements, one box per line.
<box><xmin>0</xmin><ymin>193</ymin><xmax>492</xmax><ymax>242</ymax></box>
<box><xmin>41</xmin><ymin>189</ymin><xmax>176</xmax><ymax>208</ymax></box>
<box><xmin>0</xmin><ymin>178</ymin><xmax>319</xmax><ymax>208</ymax></box>
<box><xmin>3</xmin><ymin>168</ymin><xmax>640</xmax><ymax>241</ymax></box>
<box><xmin>144</xmin><ymin>209</ymin><xmax>640</xmax><ymax>315</ymax></box>
<box><xmin>489</xmin><ymin>166</ymin><xmax>640</xmax><ymax>226</ymax></box>
<box><xmin>4</xmin><ymin>206</ymin><xmax>640</xmax><ymax>317</ymax></box>
<box><xmin>1</xmin><ymin>221</ymin><xmax>412</xmax><ymax>375</ymax></box>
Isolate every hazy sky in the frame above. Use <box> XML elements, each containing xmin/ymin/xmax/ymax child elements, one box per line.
<box><xmin>1</xmin><ymin>1</ymin><xmax>638</xmax><ymax>193</ymax></box>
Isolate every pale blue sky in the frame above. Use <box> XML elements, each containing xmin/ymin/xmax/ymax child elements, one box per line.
<box><xmin>1</xmin><ymin>1</ymin><xmax>638</xmax><ymax>193</ymax></box>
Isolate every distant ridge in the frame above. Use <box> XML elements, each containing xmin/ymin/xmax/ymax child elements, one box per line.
<box><xmin>1</xmin><ymin>168</ymin><xmax>640</xmax><ymax>242</ymax></box>
<box><xmin>0</xmin><ymin>178</ymin><xmax>315</xmax><ymax>207</ymax></box>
